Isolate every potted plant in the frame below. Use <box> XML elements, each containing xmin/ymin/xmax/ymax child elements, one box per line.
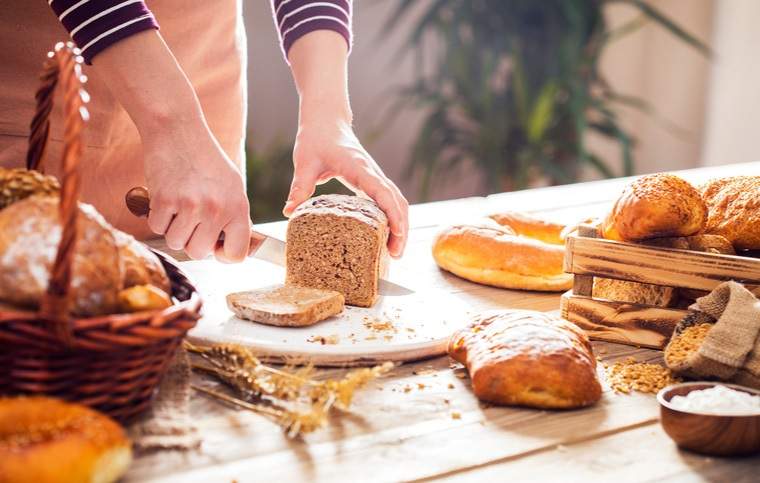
<box><xmin>382</xmin><ymin>0</ymin><xmax>710</xmax><ymax>199</ymax></box>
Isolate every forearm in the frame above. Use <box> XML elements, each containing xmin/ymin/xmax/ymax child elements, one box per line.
<box><xmin>288</xmin><ymin>30</ymin><xmax>353</xmax><ymax>125</ymax></box>
<box><xmin>90</xmin><ymin>29</ymin><xmax>207</xmax><ymax>142</ymax></box>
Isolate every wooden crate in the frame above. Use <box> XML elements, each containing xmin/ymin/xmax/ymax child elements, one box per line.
<box><xmin>560</xmin><ymin>226</ymin><xmax>760</xmax><ymax>349</ymax></box>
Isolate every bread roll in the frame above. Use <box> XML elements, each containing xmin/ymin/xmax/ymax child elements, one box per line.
<box><xmin>432</xmin><ymin>224</ymin><xmax>572</xmax><ymax>292</ymax></box>
<box><xmin>602</xmin><ymin>174</ymin><xmax>706</xmax><ymax>241</ymax></box>
<box><xmin>227</xmin><ymin>284</ymin><xmax>344</xmax><ymax>327</ymax></box>
<box><xmin>112</xmin><ymin>230</ymin><xmax>170</xmax><ymax>293</ymax></box>
<box><xmin>700</xmin><ymin>176</ymin><xmax>760</xmax><ymax>250</ymax></box>
<box><xmin>448</xmin><ymin>310</ymin><xmax>602</xmax><ymax>409</ymax></box>
<box><xmin>0</xmin><ymin>196</ymin><xmax>122</xmax><ymax>316</ymax></box>
<box><xmin>0</xmin><ymin>396</ymin><xmax>132</xmax><ymax>483</ymax></box>
<box><xmin>286</xmin><ymin>195</ymin><xmax>389</xmax><ymax>308</ymax></box>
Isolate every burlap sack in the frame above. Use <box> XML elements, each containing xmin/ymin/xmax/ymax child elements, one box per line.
<box><xmin>664</xmin><ymin>281</ymin><xmax>760</xmax><ymax>389</ymax></box>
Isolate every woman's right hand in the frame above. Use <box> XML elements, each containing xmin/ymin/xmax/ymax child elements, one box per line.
<box><xmin>91</xmin><ymin>30</ymin><xmax>251</xmax><ymax>262</ymax></box>
<box><xmin>141</xmin><ymin>118</ymin><xmax>251</xmax><ymax>262</ymax></box>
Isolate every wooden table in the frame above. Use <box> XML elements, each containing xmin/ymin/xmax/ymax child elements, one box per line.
<box><xmin>130</xmin><ymin>163</ymin><xmax>760</xmax><ymax>482</ymax></box>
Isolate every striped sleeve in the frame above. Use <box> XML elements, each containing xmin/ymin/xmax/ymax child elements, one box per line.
<box><xmin>272</xmin><ymin>0</ymin><xmax>352</xmax><ymax>60</ymax></box>
<box><xmin>49</xmin><ymin>0</ymin><xmax>159</xmax><ymax>65</ymax></box>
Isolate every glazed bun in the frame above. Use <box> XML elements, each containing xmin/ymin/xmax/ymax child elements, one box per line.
<box><xmin>489</xmin><ymin>211</ymin><xmax>565</xmax><ymax>245</ymax></box>
<box><xmin>0</xmin><ymin>396</ymin><xmax>132</xmax><ymax>483</ymax></box>
<box><xmin>602</xmin><ymin>173</ymin><xmax>706</xmax><ymax>242</ymax></box>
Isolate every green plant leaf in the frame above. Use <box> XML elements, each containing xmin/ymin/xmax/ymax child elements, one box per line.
<box><xmin>527</xmin><ymin>82</ymin><xmax>558</xmax><ymax>143</ymax></box>
<box><xmin>611</xmin><ymin>0</ymin><xmax>711</xmax><ymax>56</ymax></box>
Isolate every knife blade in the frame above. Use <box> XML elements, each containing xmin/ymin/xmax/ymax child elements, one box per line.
<box><xmin>125</xmin><ymin>187</ymin><xmax>414</xmax><ymax>296</ymax></box>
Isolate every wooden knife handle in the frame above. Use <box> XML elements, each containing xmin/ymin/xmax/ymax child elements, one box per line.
<box><xmin>125</xmin><ymin>186</ymin><xmax>151</xmax><ymax>218</ymax></box>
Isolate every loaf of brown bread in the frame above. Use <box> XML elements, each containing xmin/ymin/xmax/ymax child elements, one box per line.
<box><xmin>286</xmin><ymin>195</ymin><xmax>389</xmax><ymax>307</ymax></box>
<box><xmin>448</xmin><ymin>310</ymin><xmax>602</xmax><ymax>409</ymax></box>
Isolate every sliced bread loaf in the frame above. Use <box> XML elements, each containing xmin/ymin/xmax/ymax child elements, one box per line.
<box><xmin>286</xmin><ymin>194</ymin><xmax>389</xmax><ymax>307</ymax></box>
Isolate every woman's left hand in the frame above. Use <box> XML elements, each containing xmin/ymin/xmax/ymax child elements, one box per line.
<box><xmin>284</xmin><ymin>117</ymin><xmax>409</xmax><ymax>258</ymax></box>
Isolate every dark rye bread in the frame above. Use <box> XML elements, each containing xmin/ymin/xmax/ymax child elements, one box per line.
<box><xmin>286</xmin><ymin>194</ymin><xmax>389</xmax><ymax>307</ymax></box>
<box><xmin>227</xmin><ymin>285</ymin><xmax>344</xmax><ymax>327</ymax></box>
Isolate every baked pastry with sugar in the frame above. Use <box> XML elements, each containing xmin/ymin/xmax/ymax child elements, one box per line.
<box><xmin>286</xmin><ymin>195</ymin><xmax>389</xmax><ymax>307</ymax></box>
<box><xmin>448</xmin><ymin>310</ymin><xmax>602</xmax><ymax>409</ymax></box>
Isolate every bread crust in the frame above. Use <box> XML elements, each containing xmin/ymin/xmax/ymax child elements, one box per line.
<box><xmin>432</xmin><ymin>225</ymin><xmax>572</xmax><ymax>291</ymax></box>
<box><xmin>0</xmin><ymin>396</ymin><xmax>132</xmax><ymax>483</ymax></box>
<box><xmin>489</xmin><ymin>211</ymin><xmax>565</xmax><ymax>245</ymax></box>
<box><xmin>227</xmin><ymin>285</ymin><xmax>345</xmax><ymax>327</ymax></box>
<box><xmin>602</xmin><ymin>174</ymin><xmax>707</xmax><ymax>241</ymax></box>
<box><xmin>700</xmin><ymin>176</ymin><xmax>760</xmax><ymax>250</ymax></box>
<box><xmin>448</xmin><ymin>310</ymin><xmax>602</xmax><ymax>409</ymax></box>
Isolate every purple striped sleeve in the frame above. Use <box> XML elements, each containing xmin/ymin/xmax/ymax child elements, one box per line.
<box><xmin>272</xmin><ymin>0</ymin><xmax>352</xmax><ymax>61</ymax></box>
<box><xmin>49</xmin><ymin>0</ymin><xmax>159</xmax><ymax>64</ymax></box>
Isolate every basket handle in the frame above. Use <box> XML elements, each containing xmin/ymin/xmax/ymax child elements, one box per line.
<box><xmin>26</xmin><ymin>42</ymin><xmax>90</xmax><ymax>344</ymax></box>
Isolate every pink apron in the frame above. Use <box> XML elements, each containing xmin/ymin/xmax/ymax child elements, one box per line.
<box><xmin>0</xmin><ymin>0</ymin><xmax>247</xmax><ymax>239</ymax></box>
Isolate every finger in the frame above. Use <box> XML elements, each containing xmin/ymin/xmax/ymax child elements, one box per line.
<box><xmin>164</xmin><ymin>210</ymin><xmax>200</xmax><ymax>251</ymax></box>
<box><xmin>216</xmin><ymin>218</ymin><xmax>250</xmax><ymax>263</ymax></box>
<box><xmin>283</xmin><ymin>163</ymin><xmax>320</xmax><ymax>217</ymax></box>
<box><xmin>185</xmin><ymin>221</ymin><xmax>224</xmax><ymax>260</ymax></box>
<box><xmin>388</xmin><ymin>184</ymin><xmax>410</xmax><ymax>256</ymax></box>
<box><xmin>147</xmin><ymin>196</ymin><xmax>176</xmax><ymax>235</ymax></box>
<box><xmin>355</xmin><ymin>170</ymin><xmax>407</xmax><ymax>258</ymax></box>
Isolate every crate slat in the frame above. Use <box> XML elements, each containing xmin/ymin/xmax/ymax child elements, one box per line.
<box><xmin>565</xmin><ymin>235</ymin><xmax>760</xmax><ymax>292</ymax></box>
<box><xmin>560</xmin><ymin>292</ymin><xmax>686</xmax><ymax>349</ymax></box>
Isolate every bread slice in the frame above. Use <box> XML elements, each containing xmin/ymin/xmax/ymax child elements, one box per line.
<box><xmin>286</xmin><ymin>195</ymin><xmax>389</xmax><ymax>307</ymax></box>
<box><xmin>226</xmin><ymin>285</ymin><xmax>344</xmax><ymax>327</ymax></box>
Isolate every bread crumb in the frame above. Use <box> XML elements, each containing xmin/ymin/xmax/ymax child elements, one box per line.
<box><xmin>451</xmin><ymin>412</ymin><xmax>461</xmax><ymax>420</ymax></box>
<box><xmin>448</xmin><ymin>383</ymin><xmax>455</xmax><ymax>389</ymax></box>
<box><xmin>417</xmin><ymin>383</ymin><xmax>426</xmax><ymax>390</ymax></box>
<box><xmin>307</xmin><ymin>334</ymin><xmax>340</xmax><ymax>345</ymax></box>
<box><xmin>403</xmin><ymin>385</ymin><xmax>412</xmax><ymax>393</ymax></box>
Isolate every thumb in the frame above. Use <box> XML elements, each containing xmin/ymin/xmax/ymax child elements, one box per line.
<box><xmin>283</xmin><ymin>165</ymin><xmax>318</xmax><ymax>216</ymax></box>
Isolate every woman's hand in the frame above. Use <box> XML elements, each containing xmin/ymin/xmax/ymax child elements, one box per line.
<box><xmin>286</xmin><ymin>31</ymin><xmax>409</xmax><ymax>257</ymax></box>
<box><xmin>286</xmin><ymin>116</ymin><xmax>409</xmax><ymax>257</ymax></box>
<box><xmin>141</xmin><ymin>118</ymin><xmax>251</xmax><ymax>262</ymax></box>
<box><xmin>92</xmin><ymin>30</ymin><xmax>251</xmax><ymax>262</ymax></box>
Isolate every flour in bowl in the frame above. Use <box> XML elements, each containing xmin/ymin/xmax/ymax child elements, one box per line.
<box><xmin>670</xmin><ymin>385</ymin><xmax>760</xmax><ymax>415</ymax></box>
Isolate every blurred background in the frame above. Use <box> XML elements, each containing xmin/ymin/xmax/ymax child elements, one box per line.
<box><xmin>245</xmin><ymin>0</ymin><xmax>759</xmax><ymax>222</ymax></box>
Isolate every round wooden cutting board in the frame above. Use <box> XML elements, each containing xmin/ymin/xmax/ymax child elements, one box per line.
<box><xmin>180</xmin><ymin>258</ymin><xmax>471</xmax><ymax>366</ymax></box>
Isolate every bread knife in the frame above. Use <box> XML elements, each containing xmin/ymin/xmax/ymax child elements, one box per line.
<box><xmin>125</xmin><ymin>187</ymin><xmax>414</xmax><ymax>296</ymax></box>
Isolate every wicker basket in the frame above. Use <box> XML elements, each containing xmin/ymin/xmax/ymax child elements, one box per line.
<box><xmin>0</xmin><ymin>42</ymin><xmax>202</xmax><ymax>422</ymax></box>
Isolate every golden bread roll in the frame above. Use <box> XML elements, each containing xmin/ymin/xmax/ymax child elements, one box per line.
<box><xmin>602</xmin><ymin>173</ymin><xmax>706</xmax><ymax>241</ymax></box>
<box><xmin>432</xmin><ymin>224</ymin><xmax>572</xmax><ymax>292</ymax></box>
<box><xmin>0</xmin><ymin>396</ymin><xmax>132</xmax><ymax>483</ymax></box>
<box><xmin>112</xmin><ymin>230</ymin><xmax>171</xmax><ymax>293</ymax></box>
<box><xmin>489</xmin><ymin>211</ymin><xmax>565</xmax><ymax>245</ymax></box>
<box><xmin>118</xmin><ymin>284</ymin><xmax>173</xmax><ymax>312</ymax></box>
<box><xmin>448</xmin><ymin>310</ymin><xmax>602</xmax><ymax>409</ymax></box>
<box><xmin>0</xmin><ymin>167</ymin><xmax>60</xmax><ymax>211</ymax></box>
<box><xmin>700</xmin><ymin>176</ymin><xmax>760</xmax><ymax>250</ymax></box>
<box><xmin>0</xmin><ymin>196</ymin><xmax>123</xmax><ymax>316</ymax></box>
